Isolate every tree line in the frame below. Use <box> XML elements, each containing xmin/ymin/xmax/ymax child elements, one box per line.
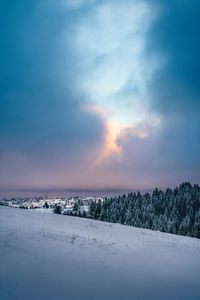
<box><xmin>88</xmin><ymin>183</ymin><xmax>200</xmax><ymax>238</ymax></box>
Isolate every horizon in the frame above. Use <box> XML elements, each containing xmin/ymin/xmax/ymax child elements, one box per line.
<box><xmin>0</xmin><ymin>181</ymin><xmax>198</xmax><ymax>201</ymax></box>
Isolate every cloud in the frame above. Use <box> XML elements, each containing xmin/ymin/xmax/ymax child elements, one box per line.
<box><xmin>0</xmin><ymin>0</ymin><xmax>105</xmax><ymax>188</ymax></box>
<box><xmin>148</xmin><ymin>0</ymin><xmax>200</xmax><ymax>115</ymax></box>
<box><xmin>71</xmin><ymin>0</ymin><xmax>164</xmax><ymax>125</ymax></box>
<box><xmin>62</xmin><ymin>0</ymin><xmax>96</xmax><ymax>10</ymax></box>
<box><xmin>90</xmin><ymin>0</ymin><xmax>200</xmax><ymax>189</ymax></box>
<box><xmin>0</xmin><ymin>0</ymin><xmax>199</xmax><ymax>190</ymax></box>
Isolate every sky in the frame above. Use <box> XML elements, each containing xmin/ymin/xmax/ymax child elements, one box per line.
<box><xmin>0</xmin><ymin>0</ymin><xmax>200</xmax><ymax>191</ymax></box>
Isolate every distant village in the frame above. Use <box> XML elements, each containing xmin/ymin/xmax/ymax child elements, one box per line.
<box><xmin>0</xmin><ymin>196</ymin><xmax>104</xmax><ymax>216</ymax></box>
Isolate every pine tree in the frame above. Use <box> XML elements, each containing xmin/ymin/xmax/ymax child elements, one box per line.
<box><xmin>86</xmin><ymin>183</ymin><xmax>200</xmax><ymax>238</ymax></box>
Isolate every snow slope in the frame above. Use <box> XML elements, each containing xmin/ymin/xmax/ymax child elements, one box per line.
<box><xmin>0</xmin><ymin>206</ymin><xmax>200</xmax><ymax>300</ymax></box>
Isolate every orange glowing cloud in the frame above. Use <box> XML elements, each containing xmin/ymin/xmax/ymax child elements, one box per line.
<box><xmin>83</xmin><ymin>102</ymin><xmax>161</xmax><ymax>165</ymax></box>
<box><xmin>83</xmin><ymin>103</ymin><xmax>125</xmax><ymax>157</ymax></box>
<box><xmin>102</xmin><ymin>121</ymin><xmax>124</xmax><ymax>156</ymax></box>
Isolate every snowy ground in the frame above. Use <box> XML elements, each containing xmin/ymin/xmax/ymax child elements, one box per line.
<box><xmin>0</xmin><ymin>206</ymin><xmax>200</xmax><ymax>300</ymax></box>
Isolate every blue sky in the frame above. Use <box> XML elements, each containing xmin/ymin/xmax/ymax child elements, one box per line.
<box><xmin>0</xmin><ymin>0</ymin><xmax>200</xmax><ymax>190</ymax></box>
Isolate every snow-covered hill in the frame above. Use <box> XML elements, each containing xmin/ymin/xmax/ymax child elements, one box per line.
<box><xmin>0</xmin><ymin>206</ymin><xmax>200</xmax><ymax>300</ymax></box>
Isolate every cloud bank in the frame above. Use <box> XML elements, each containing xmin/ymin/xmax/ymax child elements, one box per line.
<box><xmin>0</xmin><ymin>0</ymin><xmax>199</xmax><ymax>190</ymax></box>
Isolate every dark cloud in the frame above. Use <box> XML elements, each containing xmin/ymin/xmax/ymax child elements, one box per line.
<box><xmin>0</xmin><ymin>1</ymin><xmax>105</xmax><ymax>161</ymax></box>
<box><xmin>147</xmin><ymin>0</ymin><xmax>200</xmax><ymax>183</ymax></box>
<box><xmin>113</xmin><ymin>116</ymin><xmax>200</xmax><ymax>189</ymax></box>
<box><xmin>148</xmin><ymin>0</ymin><xmax>200</xmax><ymax>115</ymax></box>
<box><xmin>0</xmin><ymin>1</ymin><xmax>106</xmax><ymax>188</ymax></box>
